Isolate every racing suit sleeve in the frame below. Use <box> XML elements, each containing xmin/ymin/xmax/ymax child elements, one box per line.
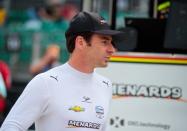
<box><xmin>0</xmin><ymin>74</ymin><xmax>50</xmax><ymax>131</ymax></box>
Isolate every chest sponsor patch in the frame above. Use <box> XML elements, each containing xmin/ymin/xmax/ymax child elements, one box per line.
<box><xmin>69</xmin><ymin>106</ymin><xmax>85</xmax><ymax>112</ymax></box>
<box><xmin>67</xmin><ymin>120</ymin><xmax>101</xmax><ymax>129</ymax></box>
<box><xmin>95</xmin><ymin>106</ymin><xmax>104</xmax><ymax>119</ymax></box>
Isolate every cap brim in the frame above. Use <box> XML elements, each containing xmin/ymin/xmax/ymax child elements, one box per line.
<box><xmin>92</xmin><ymin>29</ymin><xmax>123</xmax><ymax>36</ymax></box>
<box><xmin>93</xmin><ymin>29</ymin><xmax>128</xmax><ymax>51</ymax></box>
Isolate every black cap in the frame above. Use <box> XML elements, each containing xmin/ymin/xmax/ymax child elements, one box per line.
<box><xmin>65</xmin><ymin>11</ymin><xmax>123</xmax><ymax>36</ymax></box>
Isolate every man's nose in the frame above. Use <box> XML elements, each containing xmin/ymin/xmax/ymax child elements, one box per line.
<box><xmin>108</xmin><ymin>43</ymin><xmax>116</xmax><ymax>54</ymax></box>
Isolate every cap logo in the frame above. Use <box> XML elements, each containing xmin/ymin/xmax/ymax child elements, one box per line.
<box><xmin>100</xmin><ymin>19</ymin><xmax>107</xmax><ymax>24</ymax></box>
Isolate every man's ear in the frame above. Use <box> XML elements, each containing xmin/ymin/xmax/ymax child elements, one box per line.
<box><xmin>75</xmin><ymin>36</ymin><xmax>86</xmax><ymax>50</ymax></box>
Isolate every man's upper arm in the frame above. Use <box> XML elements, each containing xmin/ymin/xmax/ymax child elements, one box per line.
<box><xmin>0</xmin><ymin>74</ymin><xmax>50</xmax><ymax>131</ymax></box>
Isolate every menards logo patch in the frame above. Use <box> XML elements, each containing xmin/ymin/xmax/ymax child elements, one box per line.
<box><xmin>67</xmin><ymin>120</ymin><xmax>101</xmax><ymax>129</ymax></box>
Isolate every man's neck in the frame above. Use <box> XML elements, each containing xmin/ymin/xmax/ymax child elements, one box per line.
<box><xmin>68</xmin><ymin>55</ymin><xmax>94</xmax><ymax>74</ymax></box>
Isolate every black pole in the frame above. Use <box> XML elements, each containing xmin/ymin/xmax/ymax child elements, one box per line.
<box><xmin>111</xmin><ymin>0</ymin><xmax>117</xmax><ymax>29</ymax></box>
<box><xmin>149</xmin><ymin>0</ymin><xmax>155</xmax><ymax>18</ymax></box>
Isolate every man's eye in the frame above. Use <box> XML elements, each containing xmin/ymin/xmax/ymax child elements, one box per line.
<box><xmin>102</xmin><ymin>41</ymin><xmax>108</xmax><ymax>45</ymax></box>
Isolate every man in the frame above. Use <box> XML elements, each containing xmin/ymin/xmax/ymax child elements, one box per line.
<box><xmin>0</xmin><ymin>11</ymin><xmax>123</xmax><ymax>131</ymax></box>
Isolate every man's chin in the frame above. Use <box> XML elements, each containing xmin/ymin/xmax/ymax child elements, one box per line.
<box><xmin>97</xmin><ymin>63</ymin><xmax>108</xmax><ymax>68</ymax></box>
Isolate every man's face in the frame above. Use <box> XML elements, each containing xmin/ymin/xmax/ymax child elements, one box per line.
<box><xmin>85</xmin><ymin>34</ymin><xmax>116</xmax><ymax>68</ymax></box>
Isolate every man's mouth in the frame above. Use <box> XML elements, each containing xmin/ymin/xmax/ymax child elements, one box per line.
<box><xmin>104</xmin><ymin>57</ymin><xmax>110</xmax><ymax>61</ymax></box>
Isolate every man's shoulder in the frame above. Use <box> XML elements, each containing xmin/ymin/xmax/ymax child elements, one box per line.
<box><xmin>37</xmin><ymin>64</ymin><xmax>67</xmax><ymax>82</ymax></box>
<box><xmin>44</xmin><ymin>64</ymin><xmax>62</xmax><ymax>73</ymax></box>
<box><xmin>94</xmin><ymin>72</ymin><xmax>110</xmax><ymax>81</ymax></box>
<box><xmin>27</xmin><ymin>66</ymin><xmax>63</xmax><ymax>88</ymax></box>
<box><xmin>94</xmin><ymin>72</ymin><xmax>112</xmax><ymax>87</ymax></box>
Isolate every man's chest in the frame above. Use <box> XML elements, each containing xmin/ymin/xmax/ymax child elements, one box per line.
<box><xmin>46</xmin><ymin>82</ymin><xmax>110</xmax><ymax>130</ymax></box>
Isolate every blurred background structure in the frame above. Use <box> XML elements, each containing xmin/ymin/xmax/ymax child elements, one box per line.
<box><xmin>0</xmin><ymin>0</ymin><xmax>187</xmax><ymax>130</ymax></box>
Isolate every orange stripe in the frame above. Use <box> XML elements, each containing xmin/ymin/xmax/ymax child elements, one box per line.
<box><xmin>110</xmin><ymin>55</ymin><xmax>187</xmax><ymax>64</ymax></box>
<box><xmin>112</xmin><ymin>55</ymin><xmax>187</xmax><ymax>60</ymax></box>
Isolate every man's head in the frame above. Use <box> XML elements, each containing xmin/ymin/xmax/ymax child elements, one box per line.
<box><xmin>65</xmin><ymin>11</ymin><xmax>122</xmax><ymax>67</ymax></box>
<box><xmin>65</xmin><ymin>11</ymin><xmax>122</xmax><ymax>53</ymax></box>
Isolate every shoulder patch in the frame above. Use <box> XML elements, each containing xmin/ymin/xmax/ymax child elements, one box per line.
<box><xmin>102</xmin><ymin>80</ymin><xmax>109</xmax><ymax>87</ymax></box>
<box><xmin>50</xmin><ymin>75</ymin><xmax>58</xmax><ymax>82</ymax></box>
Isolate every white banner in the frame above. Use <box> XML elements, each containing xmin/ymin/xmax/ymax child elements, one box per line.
<box><xmin>96</xmin><ymin>61</ymin><xmax>187</xmax><ymax>131</ymax></box>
